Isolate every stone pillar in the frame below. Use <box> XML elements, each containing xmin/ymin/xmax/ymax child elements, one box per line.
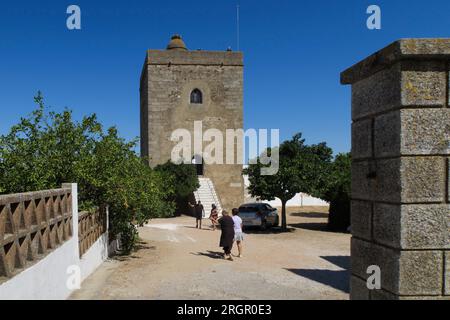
<box><xmin>341</xmin><ymin>39</ymin><xmax>450</xmax><ymax>300</ymax></box>
<box><xmin>62</xmin><ymin>183</ymin><xmax>79</xmax><ymax>245</ymax></box>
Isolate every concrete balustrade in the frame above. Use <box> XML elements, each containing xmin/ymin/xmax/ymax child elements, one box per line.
<box><xmin>0</xmin><ymin>184</ymin><xmax>112</xmax><ymax>299</ymax></box>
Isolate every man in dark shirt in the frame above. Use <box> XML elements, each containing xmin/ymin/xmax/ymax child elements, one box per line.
<box><xmin>189</xmin><ymin>201</ymin><xmax>205</xmax><ymax>229</ymax></box>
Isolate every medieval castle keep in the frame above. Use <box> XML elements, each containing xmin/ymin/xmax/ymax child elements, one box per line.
<box><xmin>140</xmin><ymin>35</ymin><xmax>244</xmax><ymax>210</ymax></box>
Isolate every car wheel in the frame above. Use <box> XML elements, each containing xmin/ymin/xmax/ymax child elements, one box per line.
<box><xmin>260</xmin><ymin>220</ymin><xmax>268</xmax><ymax>231</ymax></box>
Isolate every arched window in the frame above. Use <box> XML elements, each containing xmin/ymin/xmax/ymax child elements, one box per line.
<box><xmin>190</xmin><ymin>89</ymin><xmax>203</xmax><ymax>104</ymax></box>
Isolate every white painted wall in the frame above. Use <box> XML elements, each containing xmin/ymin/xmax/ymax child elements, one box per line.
<box><xmin>79</xmin><ymin>233</ymin><xmax>109</xmax><ymax>282</ymax></box>
<box><xmin>243</xmin><ymin>173</ymin><xmax>329</xmax><ymax>207</ymax></box>
<box><xmin>0</xmin><ymin>237</ymin><xmax>79</xmax><ymax>300</ymax></box>
<box><xmin>265</xmin><ymin>193</ymin><xmax>329</xmax><ymax>207</ymax></box>
<box><xmin>0</xmin><ymin>184</ymin><xmax>111</xmax><ymax>300</ymax></box>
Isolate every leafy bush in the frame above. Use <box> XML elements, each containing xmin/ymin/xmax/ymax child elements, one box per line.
<box><xmin>155</xmin><ymin>161</ymin><xmax>199</xmax><ymax>216</ymax></box>
<box><xmin>0</xmin><ymin>93</ymin><xmax>174</xmax><ymax>252</ymax></box>
<box><xmin>155</xmin><ymin>161</ymin><xmax>199</xmax><ymax>199</ymax></box>
<box><xmin>320</xmin><ymin>153</ymin><xmax>351</xmax><ymax>231</ymax></box>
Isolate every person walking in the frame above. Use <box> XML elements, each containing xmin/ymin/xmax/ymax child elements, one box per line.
<box><xmin>209</xmin><ymin>204</ymin><xmax>219</xmax><ymax>231</ymax></box>
<box><xmin>218</xmin><ymin>210</ymin><xmax>235</xmax><ymax>261</ymax></box>
<box><xmin>232</xmin><ymin>208</ymin><xmax>244</xmax><ymax>258</ymax></box>
<box><xmin>189</xmin><ymin>201</ymin><xmax>205</xmax><ymax>229</ymax></box>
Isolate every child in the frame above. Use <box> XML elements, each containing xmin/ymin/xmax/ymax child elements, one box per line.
<box><xmin>210</xmin><ymin>204</ymin><xmax>219</xmax><ymax>231</ymax></box>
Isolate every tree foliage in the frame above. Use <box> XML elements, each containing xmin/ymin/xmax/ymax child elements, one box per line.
<box><xmin>155</xmin><ymin>161</ymin><xmax>199</xmax><ymax>199</ymax></box>
<box><xmin>243</xmin><ymin>133</ymin><xmax>332</xmax><ymax>230</ymax></box>
<box><xmin>0</xmin><ymin>93</ymin><xmax>174</xmax><ymax>252</ymax></box>
<box><xmin>244</xmin><ymin>131</ymin><xmax>351</xmax><ymax>232</ymax></box>
<box><xmin>154</xmin><ymin>161</ymin><xmax>200</xmax><ymax>216</ymax></box>
<box><xmin>316</xmin><ymin>152</ymin><xmax>351</xmax><ymax>231</ymax></box>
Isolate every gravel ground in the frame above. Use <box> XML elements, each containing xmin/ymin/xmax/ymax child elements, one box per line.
<box><xmin>70</xmin><ymin>206</ymin><xmax>351</xmax><ymax>300</ymax></box>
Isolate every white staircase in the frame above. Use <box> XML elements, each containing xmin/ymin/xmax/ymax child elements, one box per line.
<box><xmin>193</xmin><ymin>177</ymin><xmax>222</xmax><ymax>218</ymax></box>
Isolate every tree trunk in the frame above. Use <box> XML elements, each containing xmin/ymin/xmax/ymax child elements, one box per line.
<box><xmin>281</xmin><ymin>200</ymin><xmax>287</xmax><ymax>231</ymax></box>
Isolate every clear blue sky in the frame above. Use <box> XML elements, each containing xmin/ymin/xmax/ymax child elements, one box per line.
<box><xmin>1</xmin><ymin>0</ymin><xmax>449</xmax><ymax>155</ymax></box>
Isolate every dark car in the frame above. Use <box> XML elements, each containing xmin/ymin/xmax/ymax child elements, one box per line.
<box><xmin>238</xmin><ymin>203</ymin><xmax>279</xmax><ymax>231</ymax></box>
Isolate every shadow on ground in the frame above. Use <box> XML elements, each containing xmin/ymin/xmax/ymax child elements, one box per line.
<box><xmin>285</xmin><ymin>255</ymin><xmax>350</xmax><ymax>293</ymax></box>
<box><xmin>290</xmin><ymin>212</ymin><xmax>329</xmax><ymax>218</ymax></box>
<box><xmin>112</xmin><ymin>241</ymin><xmax>156</xmax><ymax>261</ymax></box>
<box><xmin>184</xmin><ymin>226</ymin><xmax>202</xmax><ymax>230</ymax></box>
<box><xmin>243</xmin><ymin>227</ymin><xmax>296</xmax><ymax>235</ymax></box>
<box><xmin>191</xmin><ymin>251</ymin><xmax>224</xmax><ymax>260</ymax></box>
<box><xmin>289</xmin><ymin>222</ymin><xmax>335</xmax><ymax>232</ymax></box>
<box><xmin>286</xmin><ymin>269</ymin><xmax>350</xmax><ymax>293</ymax></box>
<box><xmin>321</xmin><ymin>255</ymin><xmax>350</xmax><ymax>270</ymax></box>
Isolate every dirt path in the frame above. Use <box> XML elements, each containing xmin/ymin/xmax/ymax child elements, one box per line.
<box><xmin>70</xmin><ymin>207</ymin><xmax>351</xmax><ymax>300</ymax></box>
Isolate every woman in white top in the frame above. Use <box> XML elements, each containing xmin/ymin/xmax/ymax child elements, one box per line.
<box><xmin>231</xmin><ymin>208</ymin><xmax>244</xmax><ymax>258</ymax></box>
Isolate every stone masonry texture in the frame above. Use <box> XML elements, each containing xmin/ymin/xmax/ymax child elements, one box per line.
<box><xmin>351</xmin><ymin>157</ymin><xmax>446</xmax><ymax>203</ymax></box>
<box><xmin>140</xmin><ymin>41</ymin><xmax>244</xmax><ymax>210</ymax></box>
<box><xmin>374</xmin><ymin>109</ymin><xmax>450</xmax><ymax>157</ymax></box>
<box><xmin>373</xmin><ymin>203</ymin><xmax>450</xmax><ymax>250</ymax></box>
<box><xmin>343</xmin><ymin>39</ymin><xmax>450</xmax><ymax>300</ymax></box>
<box><xmin>351</xmin><ymin>238</ymin><xmax>443</xmax><ymax>296</ymax></box>
<box><xmin>350</xmin><ymin>200</ymin><xmax>372</xmax><ymax>241</ymax></box>
<box><xmin>351</xmin><ymin>119</ymin><xmax>372</xmax><ymax>160</ymax></box>
<box><xmin>446</xmin><ymin>251</ymin><xmax>450</xmax><ymax>295</ymax></box>
<box><xmin>350</xmin><ymin>275</ymin><xmax>369</xmax><ymax>300</ymax></box>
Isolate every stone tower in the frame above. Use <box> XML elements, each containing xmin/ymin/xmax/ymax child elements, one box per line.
<box><xmin>140</xmin><ymin>35</ymin><xmax>244</xmax><ymax>210</ymax></box>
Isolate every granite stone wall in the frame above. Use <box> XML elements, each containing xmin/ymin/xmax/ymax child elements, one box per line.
<box><xmin>342</xmin><ymin>39</ymin><xmax>450</xmax><ymax>300</ymax></box>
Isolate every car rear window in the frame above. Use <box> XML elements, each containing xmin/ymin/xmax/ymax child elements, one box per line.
<box><xmin>239</xmin><ymin>206</ymin><xmax>259</xmax><ymax>213</ymax></box>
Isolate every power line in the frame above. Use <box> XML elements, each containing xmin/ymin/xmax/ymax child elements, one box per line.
<box><xmin>236</xmin><ymin>3</ymin><xmax>240</xmax><ymax>51</ymax></box>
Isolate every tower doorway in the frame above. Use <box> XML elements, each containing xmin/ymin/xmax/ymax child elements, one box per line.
<box><xmin>192</xmin><ymin>155</ymin><xmax>204</xmax><ymax>176</ymax></box>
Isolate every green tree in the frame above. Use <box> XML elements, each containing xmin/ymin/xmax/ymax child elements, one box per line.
<box><xmin>77</xmin><ymin>127</ymin><xmax>175</xmax><ymax>251</ymax></box>
<box><xmin>318</xmin><ymin>153</ymin><xmax>351</xmax><ymax>231</ymax></box>
<box><xmin>155</xmin><ymin>161</ymin><xmax>199</xmax><ymax>199</ymax></box>
<box><xmin>0</xmin><ymin>93</ymin><xmax>174</xmax><ymax>252</ymax></box>
<box><xmin>0</xmin><ymin>92</ymin><xmax>101</xmax><ymax>193</ymax></box>
<box><xmin>243</xmin><ymin>133</ymin><xmax>332</xmax><ymax>231</ymax></box>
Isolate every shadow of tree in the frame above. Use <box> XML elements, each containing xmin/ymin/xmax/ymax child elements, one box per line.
<box><xmin>112</xmin><ymin>241</ymin><xmax>156</xmax><ymax>261</ymax></box>
<box><xmin>288</xmin><ymin>222</ymin><xmax>332</xmax><ymax>232</ymax></box>
<box><xmin>289</xmin><ymin>222</ymin><xmax>350</xmax><ymax>234</ymax></box>
<box><xmin>290</xmin><ymin>212</ymin><xmax>329</xmax><ymax>218</ymax></box>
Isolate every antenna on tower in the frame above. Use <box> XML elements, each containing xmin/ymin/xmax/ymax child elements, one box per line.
<box><xmin>236</xmin><ymin>2</ymin><xmax>240</xmax><ymax>51</ymax></box>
